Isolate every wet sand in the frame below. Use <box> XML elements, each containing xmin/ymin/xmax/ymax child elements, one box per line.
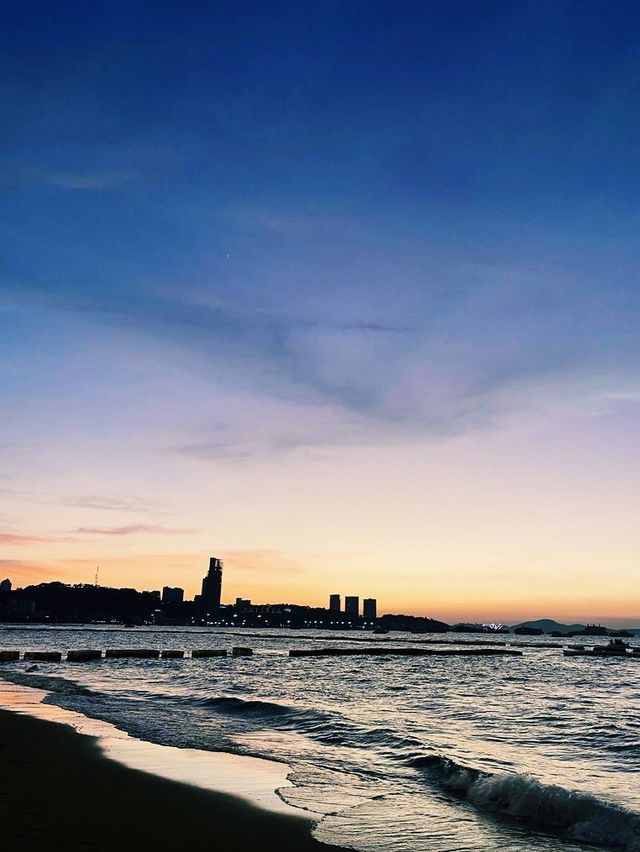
<box><xmin>0</xmin><ymin>708</ymin><xmax>349</xmax><ymax>852</ymax></box>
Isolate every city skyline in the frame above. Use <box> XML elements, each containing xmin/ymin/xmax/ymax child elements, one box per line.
<box><xmin>3</xmin><ymin>566</ymin><xmax>636</xmax><ymax>632</ymax></box>
<box><xmin>2</xmin><ymin>560</ymin><xmax>638</xmax><ymax>628</ymax></box>
<box><xmin>2</xmin><ymin>3</ymin><xmax>639</xmax><ymax>626</ymax></box>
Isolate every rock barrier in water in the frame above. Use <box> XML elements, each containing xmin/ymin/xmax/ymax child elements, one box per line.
<box><xmin>67</xmin><ymin>650</ymin><xmax>102</xmax><ymax>662</ymax></box>
<box><xmin>0</xmin><ymin>646</ymin><xmax>530</xmax><ymax>663</ymax></box>
<box><xmin>289</xmin><ymin>647</ymin><xmax>523</xmax><ymax>658</ymax></box>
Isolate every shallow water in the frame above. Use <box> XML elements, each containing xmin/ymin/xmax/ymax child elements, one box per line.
<box><xmin>1</xmin><ymin>625</ymin><xmax>639</xmax><ymax>851</ymax></box>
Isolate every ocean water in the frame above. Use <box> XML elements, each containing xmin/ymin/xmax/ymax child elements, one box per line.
<box><xmin>1</xmin><ymin>625</ymin><xmax>639</xmax><ymax>852</ymax></box>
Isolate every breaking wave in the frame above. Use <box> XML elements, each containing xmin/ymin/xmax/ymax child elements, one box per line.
<box><xmin>412</xmin><ymin>754</ymin><xmax>640</xmax><ymax>851</ymax></box>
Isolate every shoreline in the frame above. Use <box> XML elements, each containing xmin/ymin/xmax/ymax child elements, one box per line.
<box><xmin>0</xmin><ymin>681</ymin><xmax>350</xmax><ymax>852</ymax></box>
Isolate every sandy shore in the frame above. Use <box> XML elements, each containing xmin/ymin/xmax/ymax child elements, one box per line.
<box><xmin>0</xmin><ymin>707</ymin><xmax>350</xmax><ymax>852</ymax></box>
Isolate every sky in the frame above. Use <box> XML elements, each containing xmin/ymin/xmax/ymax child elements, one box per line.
<box><xmin>1</xmin><ymin>0</ymin><xmax>640</xmax><ymax>625</ymax></box>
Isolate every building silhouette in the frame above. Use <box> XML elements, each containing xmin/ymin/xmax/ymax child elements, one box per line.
<box><xmin>201</xmin><ymin>557</ymin><xmax>223</xmax><ymax>611</ymax></box>
<box><xmin>162</xmin><ymin>586</ymin><xmax>184</xmax><ymax>605</ymax></box>
<box><xmin>363</xmin><ymin>598</ymin><xmax>377</xmax><ymax>619</ymax></box>
<box><xmin>345</xmin><ymin>595</ymin><xmax>359</xmax><ymax>616</ymax></box>
<box><xmin>0</xmin><ymin>579</ymin><xmax>11</xmax><ymax>594</ymax></box>
<box><xmin>329</xmin><ymin>593</ymin><xmax>341</xmax><ymax>612</ymax></box>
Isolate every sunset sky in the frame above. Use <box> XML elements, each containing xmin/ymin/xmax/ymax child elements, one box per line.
<box><xmin>2</xmin><ymin>1</ymin><xmax>640</xmax><ymax>625</ymax></box>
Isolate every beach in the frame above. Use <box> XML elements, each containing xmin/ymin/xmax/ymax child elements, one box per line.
<box><xmin>0</xmin><ymin>707</ymin><xmax>348</xmax><ymax>852</ymax></box>
<box><xmin>1</xmin><ymin>627</ymin><xmax>639</xmax><ymax>852</ymax></box>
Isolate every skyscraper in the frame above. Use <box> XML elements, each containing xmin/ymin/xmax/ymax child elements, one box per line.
<box><xmin>201</xmin><ymin>557</ymin><xmax>223</xmax><ymax>611</ymax></box>
<box><xmin>329</xmin><ymin>593</ymin><xmax>341</xmax><ymax>612</ymax></box>
<box><xmin>363</xmin><ymin>598</ymin><xmax>377</xmax><ymax>619</ymax></box>
<box><xmin>345</xmin><ymin>595</ymin><xmax>359</xmax><ymax>616</ymax></box>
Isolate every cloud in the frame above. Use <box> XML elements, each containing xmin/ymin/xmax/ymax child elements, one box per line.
<box><xmin>60</xmin><ymin>494</ymin><xmax>169</xmax><ymax>513</ymax></box>
<box><xmin>0</xmin><ymin>488</ymin><xmax>170</xmax><ymax>514</ymax></box>
<box><xmin>172</xmin><ymin>393</ymin><xmax>384</xmax><ymax>461</ymax></box>
<box><xmin>0</xmin><ymin>532</ymin><xmax>56</xmax><ymax>545</ymax></box>
<box><xmin>71</xmin><ymin>524</ymin><xmax>195</xmax><ymax>536</ymax></box>
<box><xmin>4</xmin><ymin>221</ymin><xmax>640</xmax><ymax>462</ymax></box>
<box><xmin>0</xmin><ymin>523</ymin><xmax>193</xmax><ymax>545</ymax></box>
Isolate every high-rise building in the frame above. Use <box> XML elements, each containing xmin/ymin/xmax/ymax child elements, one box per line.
<box><xmin>162</xmin><ymin>586</ymin><xmax>184</xmax><ymax>605</ymax></box>
<box><xmin>363</xmin><ymin>598</ymin><xmax>377</xmax><ymax>619</ymax></box>
<box><xmin>345</xmin><ymin>595</ymin><xmax>359</xmax><ymax>616</ymax></box>
<box><xmin>201</xmin><ymin>557</ymin><xmax>223</xmax><ymax>611</ymax></box>
<box><xmin>0</xmin><ymin>578</ymin><xmax>11</xmax><ymax>594</ymax></box>
<box><xmin>329</xmin><ymin>593</ymin><xmax>341</xmax><ymax>612</ymax></box>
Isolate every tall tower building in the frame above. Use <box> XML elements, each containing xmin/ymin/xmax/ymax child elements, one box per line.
<box><xmin>329</xmin><ymin>593</ymin><xmax>341</xmax><ymax>612</ymax></box>
<box><xmin>345</xmin><ymin>596</ymin><xmax>359</xmax><ymax>616</ymax></box>
<box><xmin>363</xmin><ymin>598</ymin><xmax>377</xmax><ymax>619</ymax></box>
<box><xmin>201</xmin><ymin>557</ymin><xmax>223</xmax><ymax>611</ymax></box>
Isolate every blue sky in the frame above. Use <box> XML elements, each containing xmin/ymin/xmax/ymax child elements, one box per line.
<box><xmin>2</xmin><ymin>1</ymin><xmax>640</xmax><ymax>619</ymax></box>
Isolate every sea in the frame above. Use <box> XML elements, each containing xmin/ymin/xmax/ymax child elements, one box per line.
<box><xmin>1</xmin><ymin>625</ymin><xmax>639</xmax><ymax>852</ymax></box>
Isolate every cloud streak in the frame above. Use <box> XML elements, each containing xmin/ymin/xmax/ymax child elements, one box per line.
<box><xmin>71</xmin><ymin>525</ymin><xmax>195</xmax><ymax>536</ymax></box>
<box><xmin>0</xmin><ymin>532</ymin><xmax>57</xmax><ymax>545</ymax></box>
<box><xmin>0</xmin><ymin>488</ymin><xmax>170</xmax><ymax>514</ymax></box>
<box><xmin>61</xmin><ymin>494</ymin><xmax>169</xmax><ymax>513</ymax></box>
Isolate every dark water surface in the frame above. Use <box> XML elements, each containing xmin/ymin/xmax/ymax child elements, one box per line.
<box><xmin>1</xmin><ymin>626</ymin><xmax>639</xmax><ymax>851</ymax></box>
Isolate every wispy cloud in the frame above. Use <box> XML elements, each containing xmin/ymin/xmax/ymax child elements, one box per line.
<box><xmin>61</xmin><ymin>494</ymin><xmax>169</xmax><ymax>513</ymax></box>
<box><xmin>14</xmin><ymin>264</ymin><xmax>639</xmax><ymax>447</ymax></box>
<box><xmin>0</xmin><ymin>488</ymin><xmax>170</xmax><ymax>514</ymax></box>
<box><xmin>4</xmin><ymin>197</ymin><xmax>640</xmax><ymax>465</ymax></box>
<box><xmin>71</xmin><ymin>524</ymin><xmax>195</xmax><ymax>536</ymax></box>
<box><xmin>0</xmin><ymin>523</ymin><xmax>193</xmax><ymax>544</ymax></box>
<box><xmin>0</xmin><ymin>532</ymin><xmax>57</xmax><ymax>545</ymax></box>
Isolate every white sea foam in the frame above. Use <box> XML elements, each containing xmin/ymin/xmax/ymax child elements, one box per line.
<box><xmin>414</xmin><ymin>754</ymin><xmax>640</xmax><ymax>851</ymax></box>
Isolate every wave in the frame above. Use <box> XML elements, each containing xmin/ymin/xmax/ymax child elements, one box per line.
<box><xmin>3</xmin><ymin>670</ymin><xmax>421</xmax><ymax>755</ymax></box>
<box><xmin>200</xmin><ymin>695</ymin><xmax>423</xmax><ymax>752</ymax></box>
<box><xmin>200</xmin><ymin>695</ymin><xmax>323</xmax><ymax>722</ymax></box>
<box><xmin>411</xmin><ymin>754</ymin><xmax>640</xmax><ymax>851</ymax></box>
<box><xmin>14</xmin><ymin>668</ymin><xmax>638</xmax><ymax>851</ymax></box>
<box><xmin>0</xmin><ymin>669</ymin><xmax>92</xmax><ymax>697</ymax></box>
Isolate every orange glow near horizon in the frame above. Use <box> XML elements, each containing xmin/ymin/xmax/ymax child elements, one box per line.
<box><xmin>3</xmin><ymin>547</ymin><xmax>639</xmax><ymax>627</ymax></box>
<box><xmin>3</xmin><ymin>405</ymin><xmax>639</xmax><ymax>627</ymax></box>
